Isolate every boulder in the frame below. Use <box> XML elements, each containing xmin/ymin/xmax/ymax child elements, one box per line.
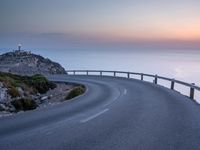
<box><xmin>0</xmin><ymin>82</ymin><xmax>9</xmax><ymax>102</ymax></box>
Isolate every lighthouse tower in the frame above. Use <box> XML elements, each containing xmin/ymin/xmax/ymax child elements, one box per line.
<box><xmin>18</xmin><ymin>44</ymin><xmax>22</xmax><ymax>51</ymax></box>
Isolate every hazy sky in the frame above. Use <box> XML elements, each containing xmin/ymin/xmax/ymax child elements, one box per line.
<box><xmin>1</xmin><ymin>0</ymin><xmax>200</xmax><ymax>49</ymax></box>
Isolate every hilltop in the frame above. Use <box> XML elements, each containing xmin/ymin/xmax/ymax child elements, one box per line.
<box><xmin>0</xmin><ymin>49</ymin><xmax>66</xmax><ymax>75</ymax></box>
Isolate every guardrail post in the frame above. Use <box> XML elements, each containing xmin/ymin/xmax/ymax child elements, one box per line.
<box><xmin>73</xmin><ymin>71</ymin><xmax>75</xmax><ymax>75</ymax></box>
<box><xmin>141</xmin><ymin>73</ymin><xmax>143</xmax><ymax>81</ymax></box>
<box><xmin>114</xmin><ymin>71</ymin><xmax>116</xmax><ymax>77</ymax></box>
<box><xmin>154</xmin><ymin>75</ymin><xmax>158</xmax><ymax>84</ymax></box>
<box><xmin>171</xmin><ymin>79</ymin><xmax>175</xmax><ymax>90</ymax></box>
<box><xmin>86</xmin><ymin>70</ymin><xmax>88</xmax><ymax>75</ymax></box>
<box><xmin>190</xmin><ymin>83</ymin><xmax>195</xmax><ymax>100</ymax></box>
<box><xmin>100</xmin><ymin>71</ymin><xmax>102</xmax><ymax>76</ymax></box>
<box><xmin>127</xmin><ymin>72</ymin><xmax>130</xmax><ymax>78</ymax></box>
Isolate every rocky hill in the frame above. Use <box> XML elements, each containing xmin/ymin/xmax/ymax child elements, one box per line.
<box><xmin>0</xmin><ymin>50</ymin><xmax>66</xmax><ymax>75</ymax></box>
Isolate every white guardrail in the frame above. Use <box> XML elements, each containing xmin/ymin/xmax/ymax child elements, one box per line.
<box><xmin>66</xmin><ymin>70</ymin><xmax>200</xmax><ymax>101</ymax></box>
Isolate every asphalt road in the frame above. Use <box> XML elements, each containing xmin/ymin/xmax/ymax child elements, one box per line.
<box><xmin>0</xmin><ymin>75</ymin><xmax>200</xmax><ymax>150</ymax></box>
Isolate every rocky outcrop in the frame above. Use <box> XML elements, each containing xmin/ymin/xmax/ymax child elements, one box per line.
<box><xmin>0</xmin><ymin>50</ymin><xmax>66</xmax><ymax>75</ymax></box>
<box><xmin>0</xmin><ymin>82</ymin><xmax>10</xmax><ymax>103</ymax></box>
<box><xmin>0</xmin><ymin>82</ymin><xmax>12</xmax><ymax>112</ymax></box>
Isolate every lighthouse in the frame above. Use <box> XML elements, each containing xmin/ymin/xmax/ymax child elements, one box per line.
<box><xmin>18</xmin><ymin>44</ymin><xmax>22</xmax><ymax>51</ymax></box>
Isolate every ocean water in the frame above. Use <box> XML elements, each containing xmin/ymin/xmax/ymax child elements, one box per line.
<box><xmin>1</xmin><ymin>48</ymin><xmax>200</xmax><ymax>101</ymax></box>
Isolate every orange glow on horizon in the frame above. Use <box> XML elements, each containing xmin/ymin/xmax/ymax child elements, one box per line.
<box><xmin>70</xmin><ymin>20</ymin><xmax>200</xmax><ymax>42</ymax></box>
<box><xmin>86</xmin><ymin>27</ymin><xmax>200</xmax><ymax>42</ymax></box>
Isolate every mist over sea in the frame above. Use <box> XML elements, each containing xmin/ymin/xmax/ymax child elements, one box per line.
<box><xmin>1</xmin><ymin>48</ymin><xmax>200</xmax><ymax>101</ymax></box>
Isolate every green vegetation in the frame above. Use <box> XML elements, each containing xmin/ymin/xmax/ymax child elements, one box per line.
<box><xmin>11</xmin><ymin>98</ymin><xmax>38</xmax><ymax>111</ymax></box>
<box><xmin>0</xmin><ymin>72</ymin><xmax>56</xmax><ymax>97</ymax></box>
<box><xmin>65</xmin><ymin>86</ymin><xmax>86</xmax><ymax>100</ymax></box>
<box><xmin>24</xmin><ymin>74</ymin><xmax>56</xmax><ymax>94</ymax></box>
<box><xmin>8</xmin><ymin>86</ymin><xmax>20</xmax><ymax>98</ymax></box>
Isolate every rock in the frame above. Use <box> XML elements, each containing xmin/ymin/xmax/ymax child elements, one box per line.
<box><xmin>17</xmin><ymin>87</ymin><xmax>24</xmax><ymax>97</ymax></box>
<box><xmin>0</xmin><ymin>49</ymin><xmax>66</xmax><ymax>75</ymax></box>
<box><xmin>7</xmin><ymin>104</ymin><xmax>16</xmax><ymax>112</ymax></box>
<box><xmin>48</xmin><ymin>95</ymin><xmax>53</xmax><ymax>99</ymax></box>
<box><xmin>0</xmin><ymin>103</ymin><xmax>15</xmax><ymax>112</ymax></box>
<box><xmin>0</xmin><ymin>103</ymin><xmax>6</xmax><ymax>111</ymax></box>
<box><xmin>0</xmin><ymin>82</ymin><xmax>9</xmax><ymax>103</ymax></box>
<box><xmin>41</xmin><ymin>96</ymin><xmax>48</xmax><ymax>101</ymax></box>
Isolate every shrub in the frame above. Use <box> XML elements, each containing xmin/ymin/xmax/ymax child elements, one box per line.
<box><xmin>0</xmin><ymin>72</ymin><xmax>56</xmax><ymax>95</ymax></box>
<box><xmin>11</xmin><ymin>98</ymin><xmax>38</xmax><ymax>111</ymax></box>
<box><xmin>25</xmin><ymin>74</ymin><xmax>56</xmax><ymax>94</ymax></box>
<box><xmin>65</xmin><ymin>86</ymin><xmax>86</xmax><ymax>100</ymax></box>
<box><xmin>8</xmin><ymin>86</ymin><xmax>20</xmax><ymax>98</ymax></box>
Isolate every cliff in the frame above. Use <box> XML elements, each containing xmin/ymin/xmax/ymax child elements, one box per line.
<box><xmin>0</xmin><ymin>50</ymin><xmax>66</xmax><ymax>75</ymax></box>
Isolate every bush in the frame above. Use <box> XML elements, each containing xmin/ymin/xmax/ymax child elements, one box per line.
<box><xmin>25</xmin><ymin>74</ymin><xmax>56</xmax><ymax>94</ymax></box>
<box><xmin>11</xmin><ymin>98</ymin><xmax>38</xmax><ymax>111</ymax></box>
<box><xmin>0</xmin><ymin>72</ymin><xmax>56</xmax><ymax>96</ymax></box>
<box><xmin>65</xmin><ymin>86</ymin><xmax>86</xmax><ymax>100</ymax></box>
<box><xmin>8</xmin><ymin>86</ymin><xmax>20</xmax><ymax>98</ymax></box>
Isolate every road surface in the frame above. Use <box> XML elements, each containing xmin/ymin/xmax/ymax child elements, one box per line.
<box><xmin>0</xmin><ymin>75</ymin><xmax>200</xmax><ymax>150</ymax></box>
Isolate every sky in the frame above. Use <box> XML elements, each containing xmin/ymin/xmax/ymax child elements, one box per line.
<box><xmin>1</xmin><ymin>0</ymin><xmax>200</xmax><ymax>50</ymax></box>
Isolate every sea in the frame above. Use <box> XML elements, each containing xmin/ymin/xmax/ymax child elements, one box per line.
<box><xmin>1</xmin><ymin>48</ymin><xmax>200</xmax><ymax>102</ymax></box>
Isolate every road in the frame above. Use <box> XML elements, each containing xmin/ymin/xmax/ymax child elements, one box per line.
<box><xmin>0</xmin><ymin>75</ymin><xmax>200</xmax><ymax>150</ymax></box>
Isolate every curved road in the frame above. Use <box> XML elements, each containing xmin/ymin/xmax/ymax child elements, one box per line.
<box><xmin>0</xmin><ymin>75</ymin><xmax>200</xmax><ymax>150</ymax></box>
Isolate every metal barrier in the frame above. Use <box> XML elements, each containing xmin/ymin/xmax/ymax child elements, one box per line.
<box><xmin>66</xmin><ymin>70</ymin><xmax>200</xmax><ymax>101</ymax></box>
